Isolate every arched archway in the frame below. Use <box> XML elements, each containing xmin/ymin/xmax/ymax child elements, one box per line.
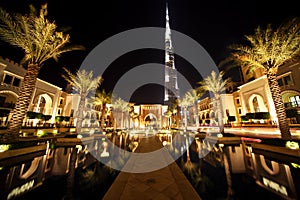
<box><xmin>34</xmin><ymin>94</ymin><xmax>53</xmax><ymax>115</ymax></box>
<box><xmin>248</xmin><ymin>94</ymin><xmax>268</xmax><ymax>113</ymax></box>
<box><xmin>0</xmin><ymin>90</ymin><xmax>18</xmax><ymax>106</ymax></box>
<box><xmin>0</xmin><ymin>91</ymin><xmax>18</xmax><ymax>126</ymax></box>
<box><xmin>281</xmin><ymin>90</ymin><xmax>300</xmax><ymax>107</ymax></box>
<box><xmin>144</xmin><ymin>113</ymin><xmax>157</xmax><ymax>129</ymax></box>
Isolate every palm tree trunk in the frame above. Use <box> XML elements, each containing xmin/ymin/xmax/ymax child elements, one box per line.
<box><xmin>267</xmin><ymin>73</ymin><xmax>291</xmax><ymax>140</ymax></box>
<box><xmin>184</xmin><ymin>106</ymin><xmax>188</xmax><ymax>132</ymax></box>
<box><xmin>216</xmin><ymin>97</ymin><xmax>224</xmax><ymax>133</ymax></box>
<box><xmin>121</xmin><ymin>112</ymin><xmax>124</xmax><ymax>129</ymax></box>
<box><xmin>76</xmin><ymin>95</ymin><xmax>86</xmax><ymax>134</ymax></box>
<box><xmin>101</xmin><ymin>103</ymin><xmax>106</xmax><ymax>129</ymax></box>
<box><xmin>4</xmin><ymin>64</ymin><xmax>40</xmax><ymax>143</ymax></box>
<box><xmin>194</xmin><ymin>104</ymin><xmax>199</xmax><ymax>127</ymax></box>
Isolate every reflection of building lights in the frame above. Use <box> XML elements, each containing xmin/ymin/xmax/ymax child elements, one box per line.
<box><xmin>217</xmin><ymin>133</ymin><xmax>223</xmax><ymax>138</ymax></box>
<box><xmin>52</xmin><ymin>129</ymin><xmax>58</xmax><ymax>134</ymax></box>
<box><xmin>162</xmin><ymin>141</ymin><xmax>167</xmax><ymax>146</ymax></box>
<box><xmin>76</xmin><ymin>145</ymin><xmax>83</xmax><ymax>151</ymax></box>
<box><xmin>77</xmin><ymin>134</ymin><xmax>83</xmax><ymax>139</ymax></box>
<box><xmin>101</xmin><ymin>141</ymin><xmax>109</xmax><ymax>157</ymax></box>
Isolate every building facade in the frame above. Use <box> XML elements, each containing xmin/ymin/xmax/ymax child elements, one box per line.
<box><xmin>0</xmin><ymin>57</ymin><xmax>102</xmax><ymax>132</ymax></box>
<box><xmin>196</xmin><ymin>60</ymin><xmax>300</xmax><ymax>127</ymax></box>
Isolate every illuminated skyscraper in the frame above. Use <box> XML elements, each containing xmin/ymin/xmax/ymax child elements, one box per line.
<box><xmin>164</xmin><ymin>4</ymin><xmax>180</xmax><ymax>107</ymax></box>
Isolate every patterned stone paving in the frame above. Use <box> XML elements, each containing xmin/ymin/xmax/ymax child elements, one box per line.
<box><xmin>103</xmin><ymin>135</ymin><xmax>201</xmax><ymax>200</ymax></box>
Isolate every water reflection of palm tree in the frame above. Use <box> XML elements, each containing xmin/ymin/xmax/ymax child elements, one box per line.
<box><xmin>112</xmin><ymin>97</ymin><xmax>129</xmax><ymax>129</ymax></box>
<box><xmin>220</xmin><ymin>146</ymin><xmax>234</xmax><ymax>199</ymax></box>
<box><xmin>91</xmin><ymin>90</ymin><xmax>112</xmax><ymax>129</ymax></box>
<box><xmin>183</xmin><ymin>133</ymin><xmax>195</xmax><ymax>174</ymax></box>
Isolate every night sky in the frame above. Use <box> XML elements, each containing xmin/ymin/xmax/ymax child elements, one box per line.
<box><xmin>0</xmin><ymin>0</ymin><xmax>299</xmax><ymax>104</ymax></box>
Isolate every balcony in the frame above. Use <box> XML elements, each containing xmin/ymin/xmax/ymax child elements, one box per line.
<box><xmin>0</xmin><ymin>83</ymin><xmax>20</xmax><ymax>94</ymax></box>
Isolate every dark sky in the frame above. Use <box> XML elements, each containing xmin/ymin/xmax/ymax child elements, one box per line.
<box><xmin>0</xmin><ymin>0</ymin><xmax>299</xmax><ymax>104</ymax></box>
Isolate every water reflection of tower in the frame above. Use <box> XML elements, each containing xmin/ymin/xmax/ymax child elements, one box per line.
<box><xmin>164</xmin><ymin>4</ymin><xmax>180</xmax><ymax>108</ymax></box>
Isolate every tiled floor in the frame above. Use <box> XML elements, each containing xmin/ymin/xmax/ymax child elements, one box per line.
<box><xmin>103</xmin><ymin>136</ymin><xmax>201</xmax><ymax>200</ymax></box>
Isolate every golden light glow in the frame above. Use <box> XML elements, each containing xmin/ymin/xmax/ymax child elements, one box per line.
<box><xmin>70</xmin><ymin>128</ymin><xmax>76</xmax><ymax>132</ymax></box>
<box><xmin>162</xmin><ymin>141</ymin><xmax>167</xmax><ymax>146</ymax></box>
<box><xmin>291</xmin><ymin>163</ymin><xmax>300</xmax><ymax>168</ymax></box>
<box><xmin>76</xmin><ymin>145</ymin><xmax>82</xmax><ymax>151</ymax></box>
<box><xmin>0</xmin><ymin>144</ymin><xmax>10</xmax><ymax>152</ymax></box>
<box><xmin>37</xmin><ymin>130</ymin><xmax>44</xmax><ymax>137</ymax></box>
<box><xmin>286</xmin><ymin>141</ymin><xmax>299</xmax><ymax>150</ymax></box>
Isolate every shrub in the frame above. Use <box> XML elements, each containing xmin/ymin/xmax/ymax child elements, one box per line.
<box><xmin>228</xmin><ymin>116</ymin><xmax>236</xmax><ymax>122</ymax></box>
<box><xmin>0</xmin><ymin>109</ymin><xmax>10</xmax><ymax>117</ymax></box>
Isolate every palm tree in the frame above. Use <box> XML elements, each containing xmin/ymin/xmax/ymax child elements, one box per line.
<box><xmin>224</xmin><ymin>18</ymin><xmax>300</xmax><ymax>140</ymax></box>
<box><xmin>180</xmin><ymin>90</ymin><xmax>197</xmax><ymax>132</ymax></box>
<box><xmin>0</xmin><ymin>4</ymin><xmax>84</xmax><ymax>143</ymax></box>
<box><xmin>164</xmin><ymin>110</ymin><xmax>173</xmax><ymax>130</ymax></box>
<box><xmin>129</xmin><ymin>105</ymin><xmax>139</xmax><ymax>129</ymax></box>
<box><xmin>112</xmin><ymin>97</ymin><xmax>129</xmax><ymax>129</ymax></box>
<box><xmin>91</xmin><ymin>90</ymin><xmax>112</xmax><ymax>129</ymax></box>
<box><xmin>181</xmin><ymin>89</ymin><xmax>204</xmax><ymax>130</ymax></box>
<box><xmin>197</xmin><ymin>70</ymin><xmax>230</xmax><ymax>133</ymax></box>
<box><xmin>62</xmin><ymin>68</ymin><xmax>102</xmax><ymax>134</ymax></box>
<box><xmin>167</xmin><ymin>99</ymin><xmax>180</xmax><ymax>128</ymax></box>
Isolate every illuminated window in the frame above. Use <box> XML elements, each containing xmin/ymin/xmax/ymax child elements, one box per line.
<box><xmin>289</xmin><ymin>96</ymin><xmax>300</xmax><ymax>107</ymax></box>
<box><xmin>165</xmin><ymin>75</ymin><xmax>169</xmax><ymax>82</ymax></box>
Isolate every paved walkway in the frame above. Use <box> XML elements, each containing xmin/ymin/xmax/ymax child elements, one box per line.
<box><xmin>103</xmin><ymin>135</ymin><xmax>201</xmax><ymax>200</ymax></box>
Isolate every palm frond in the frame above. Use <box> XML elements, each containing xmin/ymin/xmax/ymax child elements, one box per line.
<box><xmin>112</xmin><ymin>97</ymin><xmax>129</xmax><ymax>112</ymax></box>
<box><xmin>197</xmin><ymin>70</ymin><xmax>230</xmax><ymax>98</ymax></box>
<box><xmin>0</xmin><ymin>4</ymin><xmax>84</xmax><ymax>66</ymax></box>
<box><xmin>226</xmin><ymin>17</ymin><xmax>300</xmax><ymax>74</ymax></box>
<box><xmin>62</xmin><ymin>67</ymin><xmax>102</xmax><ymax>95</ymax></box>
